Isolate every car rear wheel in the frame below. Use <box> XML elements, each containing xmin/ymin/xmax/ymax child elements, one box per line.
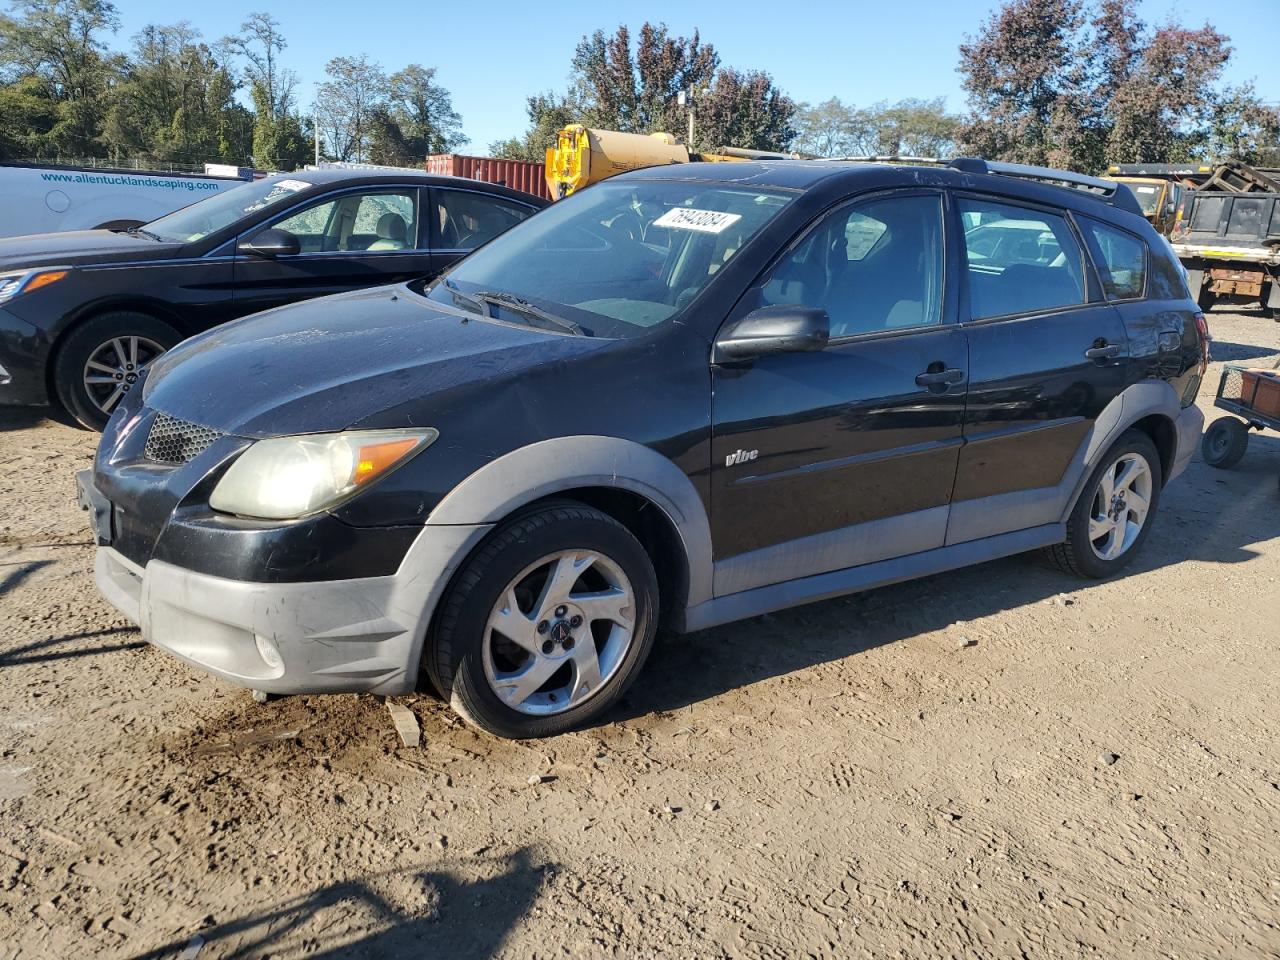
<box><xmin>427</xmin><ymin>502</ymin><xmax>659</xmax><ymax>739</ymax></box>
<box><xmin>53</xmin><ymin>312</ymin><xmax>181</xmax><ymax>430</ymax></box>
<box><xmin>1045</xmin><ymin>429</ymin><xmax>1162</xmax><ymax>579</ymax></box>
<box><xmin>1201</xmin><ymin>416</ymin><xmax>1249</xmax><ymax>469</ymax></box>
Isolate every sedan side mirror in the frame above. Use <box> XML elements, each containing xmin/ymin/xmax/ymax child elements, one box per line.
<box><xmin>240</xmin><ymin>228</ymin><xmax>301</xmax><ymax>258</ymax></box>
<box><xmin>714</xmin><ymin>305</ymin><xmax>830</xmax><ymax>362</ymax></box>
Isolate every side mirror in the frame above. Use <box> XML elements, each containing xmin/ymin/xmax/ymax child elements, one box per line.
<box><xmin>240</xmin><ymin>228</ymin><xmax>300</xmax><ymax>258</ymax></box>
<box><xmin>714</xmin><ymin>305</ymin><xmax>829</xmax><ymax>362</ymax></box>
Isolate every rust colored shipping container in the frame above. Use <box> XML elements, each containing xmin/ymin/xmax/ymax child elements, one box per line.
<box><xmin>424</xmin><ymin>154</ymin><xmax>551</xmax><ymax>201</ymax></box>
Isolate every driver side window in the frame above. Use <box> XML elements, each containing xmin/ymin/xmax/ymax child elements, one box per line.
<box><xmin>759</xmin><ymin>193</ymin><xmax>944</xmax><ymax>338</ymax></box>
<box><xmin>270</xmin><ymin>190</ymin><xmax>419</xmax><ymax>253</ymax></box>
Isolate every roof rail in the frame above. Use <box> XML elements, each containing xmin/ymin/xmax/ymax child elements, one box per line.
<box><xmin>819</xmin><ymin>155</ymin><xmax>951</xmax><ymax>166</ymax></box>
<box><xmin>949</xmin><ymin>157</ymin><xmax>1144</xmax><ymax>216</ymax></box>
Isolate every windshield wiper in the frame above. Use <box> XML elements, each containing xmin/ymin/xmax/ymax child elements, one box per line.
<box><xmin>128</xmin><ymin>227</ymin><xmax>164</xmax><ymax>241</ymax></box>
<box><xmin>442</xmin><ymin>277</ymin><xmax>487</xmax><ymax>315</ymax></box>
<box><xmin>473</xmin><ymin>290</ymin><xmax>585</xmax><ymax>337</ymax></box>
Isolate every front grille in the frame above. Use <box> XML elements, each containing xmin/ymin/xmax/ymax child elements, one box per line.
<box><xmin>144</xmin><ymin>412</ymin><xmax>223</xmax><ymax>465</ymax></box>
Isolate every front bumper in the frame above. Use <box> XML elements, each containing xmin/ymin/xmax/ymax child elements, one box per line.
<box><xmin>1170</xmin><ymin>402</ymin><xmax>1204</xmax><ymax>482</ymax></box>
<box><xmin>92</xmin><ymin>524</ymin><xmax>493</xmax><ymax>696</ymax></box>
<box><xmin>0</xmin><ymin>306</ymin><xmax>51</xmax><ymax>406</ymax></box>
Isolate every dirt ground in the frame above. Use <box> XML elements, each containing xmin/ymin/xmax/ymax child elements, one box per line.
<box><xmin>0</xmin><ymin>309</ymin><xmax>1278</xmax><ymax>960</ymax></box>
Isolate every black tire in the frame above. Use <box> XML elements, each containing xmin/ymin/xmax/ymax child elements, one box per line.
<box><xmin>52</xmin><ymin>312</ymin><xmax>182</xmax><ymax>430</ymax></box>
<box><xmin>1201</xmin><ymin>416</ymin><xmax>1249</xmax><ymax>469</ymax></box>
<box><xmin>427</xmin><ymin>502</ymin><xmax>659</xmax><ymax>739</ymax></box>
<box><xmin>1044</xmin><ymin>429</ymin><xmax>1162</xmax><ymax>579</ymax></box>
<box><xmin>1197</xmin><ymin>288</ymin><xmax>1216</xmax><ymax>313</ymax></box>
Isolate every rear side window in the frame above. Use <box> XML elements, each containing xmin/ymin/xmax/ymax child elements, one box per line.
<box><xmin>1082</xmin><ymin>220</ymin><xmax>1146</xmax><ymax>300</ymax></box>
<box><xmin>435</xmin><ymin>190</ymin><xmax>535</xmax><ymax>250</ymax></box>
<box><xmin>958</xmin><ymin>198</ymin><xmax>1085</xmax><ymax>320</ymax></box>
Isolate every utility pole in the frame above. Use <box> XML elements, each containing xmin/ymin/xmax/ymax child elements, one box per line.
<box><xmin>314</xmin><ymin>114</ymin><xmax>320</xmax><ymax>166</ymax></box>
<box><xmin>678</xmin><ymin>89</ymin><xmax>694</xmax><ymax>150</ymax></box>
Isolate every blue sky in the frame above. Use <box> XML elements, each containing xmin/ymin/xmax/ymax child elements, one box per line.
<box><xmin>108</xmin><ymin>0</ymin><xmax>1280</xmax><ymax>152</ymax></box>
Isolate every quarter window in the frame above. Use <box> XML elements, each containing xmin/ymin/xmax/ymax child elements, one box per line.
<box><xmin>1082</xmin><ymin>219</ymin><xmax>1147</xmax><ymax>300</ymax></box>
<box><xmin>759</xmin><ymin>193</ymin><xmax>944</xmax><ymax>338</ymax></box>
<box><xmin>958</xmin><ymin>198</ymin><xmax>1085</xmax><ymax>319</ymax></box>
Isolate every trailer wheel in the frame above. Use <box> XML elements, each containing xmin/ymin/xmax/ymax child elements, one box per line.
<box><xmin>1197</xmin><ymin>289</ymin><xmax>1216</xmax><ymax>313</ymax></box>
<box><xmin>1201</xmin><ymin>416</ymin><xmax>1249</xmax><ymax>469</ymax></box>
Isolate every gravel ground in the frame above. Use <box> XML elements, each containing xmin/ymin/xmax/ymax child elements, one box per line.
<box><xmin>0</xmin><ymin>309</ymin><xmax>1278</xmax><ymax>959</ymax></box>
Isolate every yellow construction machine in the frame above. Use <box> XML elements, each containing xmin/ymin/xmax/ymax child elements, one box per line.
<box><xmin>545</xmin><ymin>124</ymin><xmax>801</xmax><ymax>199</ymax></box>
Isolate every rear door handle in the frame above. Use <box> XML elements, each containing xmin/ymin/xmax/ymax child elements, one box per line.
<box><xmin>1085</xmin><ymin>343</ymin><xmax>1122</xmax><ymax>360</ymax></box>
<box><xmin>915</xmin><ymin>367</ymin><xmax>965</xmax><ymax>386</ymax></box>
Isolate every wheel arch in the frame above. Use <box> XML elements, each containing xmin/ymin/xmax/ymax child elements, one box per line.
<box><xmin>1062</xmin><ymin>380</ymin><xmax>1182</xmax><ymax>523</ymax></box>
<box><xmin>426</xmin><ymin>436</ymin><xmax>712</xmax><ymax>612</ymax></box>
<box><xmin>45</xmin><ymin>300</ymin><xmax>189</xmax><ymax>415</ymax></box>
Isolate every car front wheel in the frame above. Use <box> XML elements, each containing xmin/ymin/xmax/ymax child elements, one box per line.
<box><xmin>428</xmin><ymin>502</ymin><xmax>659</xmax><ymax>739</ymax></box>
<box><xmin>53</xmin><ymin>312</ymin><xmax>181</xmax><ymax>429</ymax></box>
<box><xmin>1046</xmin><ymin>429</ymin><xmax>1162</xmax><ymax>578</ymax></box>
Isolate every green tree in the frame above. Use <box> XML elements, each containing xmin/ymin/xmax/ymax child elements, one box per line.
<box><xmin>0</xmin><ymin>0</ymin><xmax>121</xmax><ymax>157</ymax></box>
<box><xmin>794</xmin><ymin>97</ymin><xmax>961</xmax><ymax>158</ymax></box>
<box><xmin>490</xmin><ymin>91</ymin><xmax>580</xmax><ymax>163</ymax></box>
<box><xmin>0</xmin><ymin>74</ymin><xmax>56</xmax><ymax>157</ymax></box>
<box><xmin>313</xmin><ymin>54</ymin><xmax>386</xmax><ymax>162</ymax></box>
<box><xmin>103</xmin><ymin>23</ymin><xmax>249</xmax><ymax>165</ymax></box>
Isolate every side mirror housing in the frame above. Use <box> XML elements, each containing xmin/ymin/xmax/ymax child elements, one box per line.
<box><xmin>714</xmin><ymin>305</ymin><xmax>830</xmax><ymax>362</ymax></box>
<box><xmin>240</xmin><ymin>228</ymin><xmax>301</xmax><ymax>258</ymax></box>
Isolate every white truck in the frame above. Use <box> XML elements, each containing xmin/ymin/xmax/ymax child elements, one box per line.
<box><xmin>0</xmin><ymin>162</ymin><xmax>252</xmax><ymax>238</ymax></box>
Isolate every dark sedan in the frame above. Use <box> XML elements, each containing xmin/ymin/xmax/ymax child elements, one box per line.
<box><xmin>0</xmin><ymin>169</ymin><xmax>547</xmax><ymax>427</ymax></box>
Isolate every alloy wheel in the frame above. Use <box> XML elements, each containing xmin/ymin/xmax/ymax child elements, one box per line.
<box><xmin>82</xmin><ymin>336</ymin><xmax>165</xmax><ymax>415</ymax></box>
<box><xmin>1088</xmin><ymin>452</ymin><xmax>1153</xmax><ymax>561</ymax></box>
<box><xmin>482</xmin><ymin>549</ymin><xmax>636</xmax><ymax>716</ymax></box>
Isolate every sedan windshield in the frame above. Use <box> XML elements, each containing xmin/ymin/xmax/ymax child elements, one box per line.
<box><xmin>422</xmin><ymin>180</ymin><xmax>794</xmax><ymax>338</ymax></box>
<box><xmin>143</xmin><ymin>176</ymin><xmax>314</xmax><ymax>243</ymax></box>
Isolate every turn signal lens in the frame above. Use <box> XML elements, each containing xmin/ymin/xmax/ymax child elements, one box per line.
<box><xmin>354</xmin><ymin>437</ymin><xmax>421</xmax><ymax>485</ymax></box>
<box><xmin>26</xmin><ymin>270</ymin><xmax>67</xmax><ymax>293</ymax></box>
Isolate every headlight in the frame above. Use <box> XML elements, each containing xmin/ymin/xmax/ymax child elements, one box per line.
<box><xmin>209</xmin><ymin>428</ymin><xmax>438</xmax><ymax>520</ymax></box>
<box><xmin>0</xmin><ymin>268</ymin><xmax>69</xmax><ymax>303</ymax></box>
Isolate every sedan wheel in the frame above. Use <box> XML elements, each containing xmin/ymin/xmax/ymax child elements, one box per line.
<box><xmin>82</xmin><ymin>335</ymin><xmax>166</xmax><ymax>416</ymax></box>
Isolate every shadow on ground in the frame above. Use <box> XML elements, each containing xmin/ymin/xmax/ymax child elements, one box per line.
<box><xmin>611</xmin><ymin>451</ymin><xmax>1280</xmax><ymax>723</ymax></box>
<box><xmin>0</xmin><ymin>626</ymin><xmax>143</xmax><ymax>668</ymax></box>
<box><xmin>132</xmin><ymin>850</ymin><xmax>549</xmax><ymax>960</ymax></box>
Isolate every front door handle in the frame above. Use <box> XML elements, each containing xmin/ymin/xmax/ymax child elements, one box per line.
<box><xmin>915</xmin><ymin>367</ymin><xmax>965</xmax><ymax>387</ymax></box>
<box><xmin>1085</xmin><ymin>342</ymin><xmax>1122</xmax><ymax>360</ymax></box>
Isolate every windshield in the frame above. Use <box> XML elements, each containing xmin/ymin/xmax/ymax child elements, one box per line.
<box><xmin>422</xmin><ymin>180</ymin><xmax>795</xmax><ymax>338</ymax></box>
<box><xmin>143</xmin><ymin>176</ymin><xmax>313</xmax><ymax>242</ymax></box>
<box><xmin>1124</xmin><ymin>181</ymin><xmax>1162</xmax><ymax>217</ymax></box>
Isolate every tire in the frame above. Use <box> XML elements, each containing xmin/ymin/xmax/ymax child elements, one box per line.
<box><xmin>53</xmin><ymin>312</ymin><xmax>182</xmax><ymax>430</ymax></box>
<box><xmin>1201</xmin><ymin>416</ymin><xmax>1249</xmax><ymax>469</ymax></box>
<box><xmin>428</xmin><ymin>502</ymin><xmax>659</xmax><ymax>739</ymax></box>
<box><xmin>1044</xmin><ymin>429</ymin><xmax>1162</xmax><ymax>579</ymax></box>
<box><xmin>1197</xmin><ymin>288</ymin><xmax>1216</xmax><ymax>313</ymax></box>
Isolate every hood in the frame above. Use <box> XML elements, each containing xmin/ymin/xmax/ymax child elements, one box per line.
<box><xmin>143</xmin><ymin>285</ymin><xmax>611</xmax><ymax>438</ymax></box>
<box><xmin>0</xmin><ymin>230</ymin><xmax>186</xmax><ymax>271</ymax></box>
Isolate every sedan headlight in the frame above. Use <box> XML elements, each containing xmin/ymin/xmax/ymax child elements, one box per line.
<box><xmin>0</xmin><ymin>268</ymin><xmax>68</xmax><ymax>303</ymax></box>
<box><xmin>209</xmin><ymin>428</ymin><xmax>438</xmax><ymax>520</ymax></box>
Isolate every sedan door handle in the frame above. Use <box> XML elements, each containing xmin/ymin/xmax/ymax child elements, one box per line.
<box><xmin>1085</xmin><ymin>343</ymin><xmax>1122</xmax><ymax>360</ymax></box>
<box><xmin>915</xmin><ymin>367</ymin><xmax>965</xmax><ymax>387</ymax></box>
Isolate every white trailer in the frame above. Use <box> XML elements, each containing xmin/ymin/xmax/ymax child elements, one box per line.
<box><xmin>0</xmin><ymin>162</ymin><xmax>252</xmax><ymax>238</ymax></box>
